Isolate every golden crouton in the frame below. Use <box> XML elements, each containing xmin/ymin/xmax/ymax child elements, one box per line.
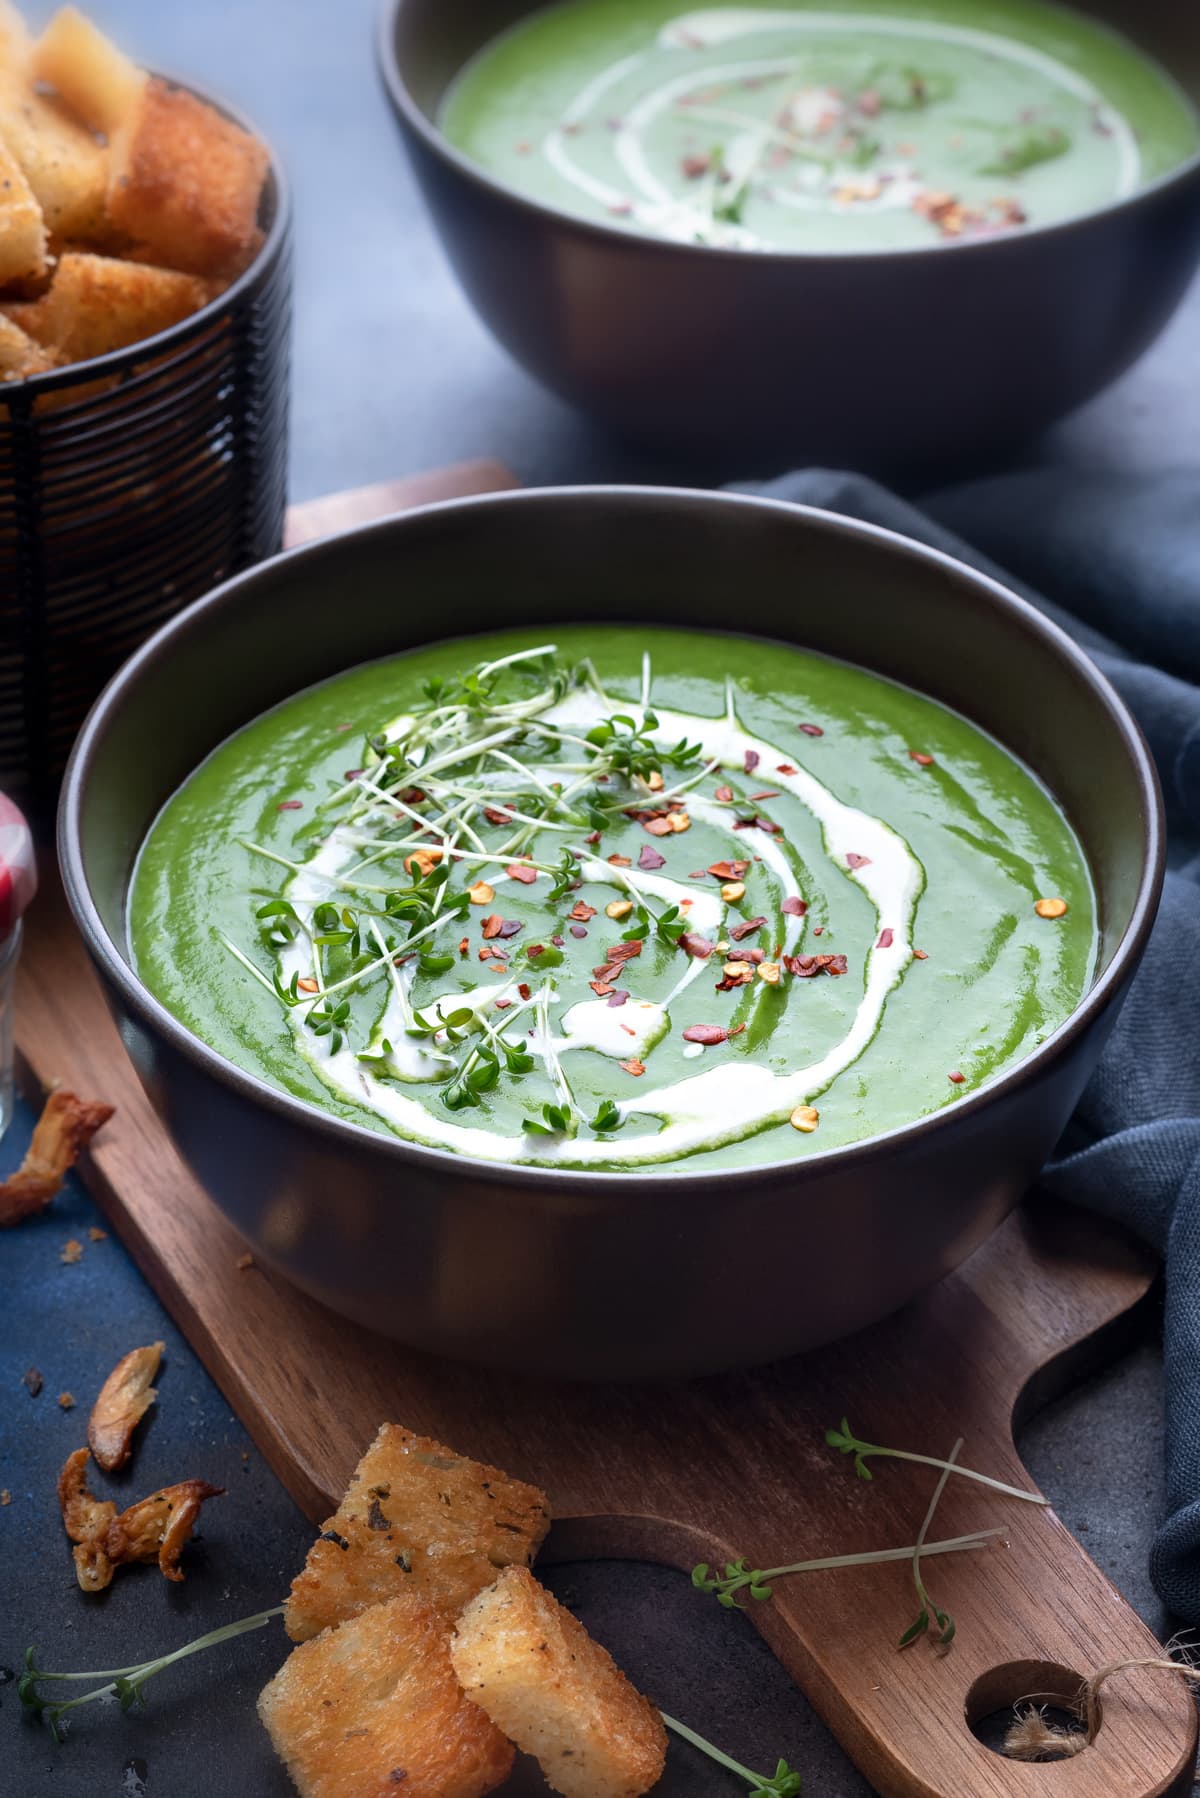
<box><xmin>285</xmin><ymin>1424</ymin><xmax>550</xmax><ymax>1644</ymax></box>
<box><xmin>33</xmin><ymin>7</ymin><xmax>145</xmax><ymax>137</ymax></box>
<box><xmin>259</xmin><ymin>1593</ymin><xmax>514</xmax><ymax>1798</ymax></box>
<box><xmin>0</xmin><ymin>137</ymin><xmax>45</xmax><ymax>280</ymax></box>
<box><xmin>451</xmin><ymin>1567</ymin><xmax>667</xmax><ymax>1798</ymax></box>
<box><xmin>5</xmin><ymin>250</ymin><xmax>208</xmax><ymax>362</ymax></box>
<box><xmin>107</xmin><ymin>76</ymin><xmax>267</xmax><ymax>278</ymax></box>
<box><xmin>0</xmin><ymin>78</ymin><xmax>107</xmax><ymax>240</ymax></box>
<box><xmin>0</xmin><ymin>310</ymin><xmax>53</xmax><ymax>379</ymax></box>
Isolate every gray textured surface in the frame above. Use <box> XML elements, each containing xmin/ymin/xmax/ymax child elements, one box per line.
<box><xmin>3</xmin><ymin>0</ymin><xmax>1198</xmax><ymax>1792</ymax></box>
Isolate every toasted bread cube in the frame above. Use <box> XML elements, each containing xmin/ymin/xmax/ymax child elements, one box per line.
<box><xmin>33</xmin><ymin>7</ymin><xmax>145</xmax><ymax>136</ymax></box>
<box><xmin>107</xmin><ymin>76</ymin><xmax>267</xmax><ymax>278</ymax></box>
<box><xmin>0</xmin><ymin>80</ymin><xmax>107</xmax><ymax>239</ymax></box>
<box><xmin>0</xmin><ymin>135</ymin><xmax>46</xmax><ymax>280</ymax></box>
<box><xmin>9</xmin><ymin>250</ymin><xmax>207</xmax><ymax>361</ymax></box>
<box><xmin>451</xmin><ymin>1568</ymin><xmax>667</xmax><ymax>1798</ymax></box>
<box><xmin>0</xmin><ymin>310</ymin><xmax>53</xmax><ymax>379</ymax></box>
<box><xmin>285</xmin><ymin>1425</ymin><xmax>550</xmax><ymax>1644</ymax></box>
<box><xmin>259</xmin><ymin>1593</ymin><xmax>514</xmax><ymax>1798</ymax></box>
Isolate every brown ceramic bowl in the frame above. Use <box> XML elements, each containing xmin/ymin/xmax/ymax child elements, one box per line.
<box><xmin>59</xmin><ymin>488</ymin><xmax>1163</xmax><ymax>1378</ymax></box>
<box><xmin>378</xmin><ymin>0</ymin><xmax>1200</xmax><ymax>466</ymax></box>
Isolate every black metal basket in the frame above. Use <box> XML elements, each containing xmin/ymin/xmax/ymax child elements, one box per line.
<box><xmin>0</xmin><ymin>140</ymin><xmax>292</xmax><ymax>813</ymax></box>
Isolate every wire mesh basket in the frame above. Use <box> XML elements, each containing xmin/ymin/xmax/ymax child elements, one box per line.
<box><xmin>0</xmin><ymin>153</ymin><xmax>292</xmax><ymax>814</ymax></box>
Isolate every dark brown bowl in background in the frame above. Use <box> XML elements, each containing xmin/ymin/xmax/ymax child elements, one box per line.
<box><xmin>0</xmin><ymin>86</ymin><xmax>291</xmax><ymax>816</ymax></box>
<box><xmin>379</xmin><ymin>0</ymin><xmax>1200</xmax><ymax>467</ymax></box>
<box><xmin>58</xmin><ymin>489</ymin><xmax>1163</xmax><ymax>1379</ymax></box>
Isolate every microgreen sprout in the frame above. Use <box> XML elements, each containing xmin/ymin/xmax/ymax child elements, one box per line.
<box><xmin>899</xmin><ymin>1439</ymin><xmax>962</xmax><ymax>1650</ymax></box>
<box><xmin>523</xmin><ymin>1101</ymin><xmax>576</xmax><ymax>1137</ymax></box>
<box><xmin>19</xmin><ymin>1607</ymin><xmax>284</xmax><ymax>1742</ymax></box>
<box><xmin>825</xmin><ymin>1418</ymin><xmax>1047</xmax><ymax>1505</ymax></box>
<box><xmin>661</xmin><ymin>1714</ymin><xmax>802</xmax><ymax>1795</ymax></box>
<box><xmin>586</xmin><ymin>710</ymin><xmax>701</xmax><ymax>784</ymax></box>
<box><xmin>591</xmin><ymin>1099</ymin><xmax>623</xmax><ymax>1134</ymax></box>
<box><xmin>691</xmin><ymin>1529</ymin><xmax>1002</xmax><ymax>1610</ymax></box>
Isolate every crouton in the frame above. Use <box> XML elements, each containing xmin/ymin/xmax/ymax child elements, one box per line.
<box><xmin>259</xmin><ymin>1593</ymin><xmax>514</xmax><ymax>1798</ymax></box>
<box><xmin>0</xmin><ymin>79</ymin><xmax>107</xmax><ymax>240</ymax></box>
<box><xmin>0</xmin><ymin>135</ymin><xmax>46</xmax><ymax>280</ymax></box>
<box><xmin>0</xmin><ymin>304</ymin><xmax>50</xmax><ymax>379</ymax></box>
<box><xmin>107</xmin><ymin>76</ymin><xmax>267</xmax><ymax>278</ymax></box>
<box><xmin>32</xmin><ymin>7</ymin><xmax>145</xmax><ymax>137</ymax></box>
<box><xmin>285</xmin><ymin>1425</ymin><xmax>550</xmax><ymax>1644</ymax></box>
<box><xmin>451</xmin><ymin>1567</ymin><xmax>667</xmax><ymax>1798</ymax></box>
<box><xmin>6</xmin><ymin>250</ymin><xmax>208</xmax><ymax>362</ymax></box>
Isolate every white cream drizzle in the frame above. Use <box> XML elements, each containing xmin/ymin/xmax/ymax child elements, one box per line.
<box><xmin>276</xmin><ymin>680</ymin><xmax>925</xmax><ymax>1167</ymax></box>
<box><xmin>539</xmin><ymin>8</ymin><xmax>1140</xmax><ymax>249</ymax></box>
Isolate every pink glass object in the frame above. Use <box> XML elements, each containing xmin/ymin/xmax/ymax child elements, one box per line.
<box><xmin>0</xmin><ymin>792</ymin><xmax>36</xmax><ymax>1141</ymax></box>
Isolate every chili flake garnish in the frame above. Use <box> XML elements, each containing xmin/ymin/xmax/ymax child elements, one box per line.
<box><xmin>638</xmin><ymin>845</ymin><xmax>667</xmax><ymax>871</ymax></box>
<box><xmin>877</xmin><ymin>928</ymin><xmax>894</xmax><ymax>949</ymax></box>
<box><xmin>730</xmin><ymin>916</ymin><xmax>767</xmax><ymax>942</ymax></box>
<box><xmin>482</xmin><ymin>915</ymin><xmax>504</xmax><ymax>940</ymax></box>
<box><xmin>404</xmin><ymin>848</ymin><xmax>443</xmax><ymax>878</ymax></box>
<box><xmin>607</xmin><ymin>990</ymin><xmax>629</xmax><ymax>1008</ymax></box>
<box><xmin>913</xmin><ymin>949</ymin><xmax>928</xmax><ymax>960</ymax></box>
<box><xmin>296</xmin><ymin>976</ymin><xmax>319</xmax><ymax>994</ymax></box>
<box><xmin>484</xmin><ymin>806</ymin><xmax>514</xmax><ymax>825</ymax></box>
<box><xmin>608</xmin><ymin>854</ymin><xmax>632</xmax><ymax>868</ymax></box>
<box><xmin>776</xmin><ymin>763</ymin><xmax>798</xmax><ymax>776</ymax></box>
<box><xmin>506</xmin><ymin>862</ymin><xmax>538</xmax><ymax>884</ymax></box>
<box><xmin>682</xmin><ymin>1023</ymin><xmax>745</xmax><ymax>1045</ymax></box>
<box><xmin>467</xmin><ymin>881</ymin><xmax>494</xmax><ymax>905</ymax></box>
<box><xmin>458</xmin><ymin>936</ymin><xmax>469</xmax><ymax>957</ymax></box>
<box><xmin>757</xmin><ymin>962</ymin><xmax>781</xmax><ymax>985</ymax></box>
<box><xmin>798</xmin><ymin>723</ymin><xmax>824</xmax><ymax>737</ymax></box>
<box><xmin>744</xmin><ymin>750</ymin><xmax>760</xmax><ymax>774</ymax></box>
<box><xmin>782</xmin><ymin>896</ymin><xmax>807</xmax><ymax>917</ymax></box>
<box><xmin>590</xmin><ymin>979</ymin><xmax>615</xmax><ymax>997</ymax></box>
<box><xmin>678</xmin><ymin>932</ymin><xmax>716</xmax><ymax>960</ymax></box>
<box><xmin>570</xmin><ymin>925</ymin><xmax>588</xmax><ymax>939</ymax></box>
<box><xmin>619</xmin><ymin>1059</ymin><xmax>646</xmax><ymax>1077</ymax></box>
<box><xmin>720</xmin><ymin>881</ymin><xmax>745</xmax><ymax>903</ymax></box>
<box><xmin>518</xmin><ymin>984</ymin><xmax>532</xmax><ymax>1002</ymax></box>
<box><xmin>790</xmin><ymin>1106</ymin><xmax>820</xmax><ymax>1133</ymax></box>
<box><xmin>646</xmin><ymin>770</ymin><xmax>665</xmax><ymax>792</ymax></box>
<box><xmin>569</xmin><ymin>900</ymin><xmax>597</xmax><ymax>922</ymax></box>
<box><xmin>948</xmin><ymin>1071</ymin><xmax>967</xmax><ymax>1085</ymax></box>
<box><xmin>749</xmin><ymin>791</ymin><xmax>781</xmax><ymax>802</ymax></box>
<box><xmin>1035</xmin><ymin>897</ymin><xmax>1069</xmax><ymax>920</ymax></box>
<box><xmin>276</xmin><ymin>799</ymin><xmax>303</xmax><ymax>811</ymax></box>
<box><xmin>845</xmin><ymin>854</ymin><xmax>871</xmax><ymax>870</ymax></box>
<box><xmin>784</xmin><ymin>953</ymin><xmax>848</xmax><ymax>978</ymax></box>
<box><xmin>909</xmin><ymin>751</ymin><xmax>935</xmax><ymax>767</ymax></box>
<box><xmin>643</xmin><ymin>816</ymin><xmax>673</xmax><ymax>837</ymax></box>
<box><xmin>708</xmin><ymin>860</ymin><xmax>750</xmax><ymax>880</ymax></box>
<box><xmin>715</xmin><ymin>785</ymin><xmax>734</xmax><ymax>803</ymax></box>
<box><xmin>606</xmin><ymin>900</ymin><xmax>633</xmax><ymax>921</ymax></box>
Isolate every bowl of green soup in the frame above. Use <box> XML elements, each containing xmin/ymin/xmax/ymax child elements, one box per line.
<box><xmin>379</xmin><ymin>0</ymin><xmax>1200</xmax><ymax>464</ymax></box>
<box><xmin>59</xmin><ymin>488</ymin><xmax>1162</xmax><ymax>1376</ymax></box>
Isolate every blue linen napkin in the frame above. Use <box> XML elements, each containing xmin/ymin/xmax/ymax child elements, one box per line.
<box><xmin>748</xmin><ymin>468</ymin><xmax>1200</xmax><ymax>1623</ymax></box>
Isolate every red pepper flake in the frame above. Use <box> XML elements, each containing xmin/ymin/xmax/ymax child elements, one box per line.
<box><xmin>734</xmin><ymin>816</ymin><xmax>783</xmax><ymax>835</ymax></box>
<box><xmin>708</xmin><ymin>860</ymin><xmax>750</xmax><ymax>880</ymax></box>
<box><xmin>744</xmin><ymin>749</ymin><xmax>761</xmax><ymax>774</ymax></box>
<box><xmin>518</xmin><ymin>983</ymin><xmax>532</xmax><ymax>1001</ymax></box>
<box><xmin>619</xmin><ymin>1058</ymin><xmax>645</xmax><ymax>1077</ymax></box>
<box><xmin>798</xmin><ymin>723</ymin><xmax>824</xmax><ymax>737</ymax></box>
<box><xmin>551</xmin><ymin>934</ymin><xmax>565</xmax><ymax>947</ymax></box>
<box><xmin>715</xmin><ymin>785</ymin><xmax>734</xmax><ymax>803</ymax></box>
<box><xmin>485</xmin><ymin>806</ymin><xmax>514</xmax><ymax>825</ymax></box>
<box><xmin>643</xmin><ymin>816</ymin><xmax>673</xmax><ymax>837</ymax></box>
<box><xmin>683</xmin><ymin>1024</ymin><xmax>731</xmax><ymax>1045</ymax></box>
<box><xmin>846</xmin><ymin>853</ymin><xmax>871</xmax><ymax>870</ymax></box>
<box><xmin>344</xmin><ymin>768</ymin><xmax>363</xmax><ymax>781</ymax></box>
<box><xmin>681</xmin><ymin>151</ymin><xmax>713</xmax><ymax>179</ymax></box>
<box><xmin>948</xmin><ymin>1071</ymin><xmax>966</xmax><ymax>1085</ymax></box>
<box><xmin>458</xmin><ymin>936</ymin><xmax>469</xmax><ymax>957</ymax></box>
<box><xmin>605</xmin><ymin>941</ymin><xmax>643</xmax><ymax>964</ymax></box>
<box><xmin>276</xmin><ymin>799</ymin><xmax>303</xmax><ymax>811</ymax></box>
<box><xmin>730</xmin><ymin>916</ymin><xmax>767</xmax><ymax>942</ymax></box>
<box><xmin>478</xmin><ymin>946</ymin><xmax>496</xmax><ymax>962</ymax></box>
<box><xmin>638</xmin><ymin>845</ymin><xmax>667</xmax><ymax>871</ymax></box>
<box><xmin>784</xmin><ymin>953</ymin><xmax>849</xmax><ymax>978</ymax></box>
<box><xmin>678</xmin><ymin>932</ymin><xmax>716</xmax><ymax>960</ymax></box>
<box><xmin>569</xmin><ymin>900</ymin><xmax>597</xmax><ymax>921</ymax></box>
<box><xmin>482</xmin><ymin>915</ymin><xmax>504</xmax><ymax>940</ymax></box>
<box><xmin>776</xmin><ymin>764</ymin><xmax>798</xmax><ymax>776</ymax></box>
<box><xmin>909</xmin><ymin>750</ymin><xmax>935</xmax><ymax>767</ymax></box>
<box><xmin>526</xmin><ymin>944</ymin><xmax>545</xmax><ymax>959</ymax></box>
<box><xmin>749</xmin><ymin>791</ymin><xmax>781</xmax><ymax>802</ymax></box>
<box><xmin>782</xmin><ymin>896</ymin><xmax>807</xmax><ymax>917</ymax></box>
<box><xmin>494</xmin><ymin>998</ymin><xmax>512</xmax><ymax>1011</ymax></box>
<box><xmin>585</xmin><ymin>830</ymin><xmax>602</xmax><ymax>845</ymax></box>
<box><xmin>496</xmin><ymin>919</ymin><xmax>524</xmax><ymax>940</ymax></box>
<box><xmin>506</xmin><ymin>862</ymin><xmax>538</xmax><ymax>884</ymax></box>
<box><xmin>607</xmin><ymin>990</ymin><xmax>629</xmax><ymax>1008</ymax></box>
<box><xmin>608</xmin><ymin>854</ymin><xmax>632</xmax><ymax>867</ymax></box>
<box><xmin>877</xmin><ymin>928</ymin><xmax>894</xmax><ymax>949</ymax></box>
<box><xmin>813</xmin><ymin>926</ymin><xmax>824</xmax><ymax>937</ymax></box>
<box><xmin>569</xmin><ymin>924</ymin><xmax>588</xmax><ymax>939</ymax></box>
<box><xmin>913</xmin><ymin>949</ymin><xmax>928</xmax><ymax>961</ymax></box>
<box><xmin>296</xmin><ymin>976</ymin><xmax>319</xmax><ymax>994</ymax></box>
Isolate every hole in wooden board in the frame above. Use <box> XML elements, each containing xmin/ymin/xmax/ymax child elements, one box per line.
<box><xmin>966</xmin><ymin>1660</ymin><xmax>1094</xmax><ymax>1762</ymax></box>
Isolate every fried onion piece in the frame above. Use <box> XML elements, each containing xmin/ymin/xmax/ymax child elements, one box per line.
<box><xmin>57</xmin><ymin>1447</ymin><xmax>223</xmax><ymax>1592</ymax></box>
<box><xmin>88</xmin><ymin>1341</ymin><xmax>163</xmax><ymax>1471</ymax></box>
<box><xmin>57</xmin><ymin>1445</ymin><xmax>117</xmax><ymax>1592</ymax></box>
<box><xmin>104</xmin><ymin>1477</ymin><xmax>225</xmax><ymax>1583</ymax></box>
<box><xmin>0</xmin><ymin>1089</ymin><xmax>114</xmax><ymax>1227</ymax></box>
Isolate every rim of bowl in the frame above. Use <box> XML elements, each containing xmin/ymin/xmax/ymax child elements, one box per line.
<box><xmin>59</xmin><ymin>485</ymin><xmax>1165</xmax><ymax>1201</ymax></box>
<box><xmin>8</xmin><ymin>77</ymin><xmax>291</xmax><ymax>395</ymax></box>
<box><xmin>376</xmin><ymin>0</ymin><xmax>1200</xmax><ymax>267</ymax></box>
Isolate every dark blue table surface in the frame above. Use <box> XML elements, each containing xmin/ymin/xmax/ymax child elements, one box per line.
<box><xmin>2</xmin><ymin>1</ymin><xmax>1196</xmax><ymax>1792</ymax></box>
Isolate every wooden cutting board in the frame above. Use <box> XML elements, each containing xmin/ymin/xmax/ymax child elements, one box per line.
<box><xmin>14</xmin><ymin>461</ymin><xmax>1197</xmax><ymax>1798</ymax></box>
